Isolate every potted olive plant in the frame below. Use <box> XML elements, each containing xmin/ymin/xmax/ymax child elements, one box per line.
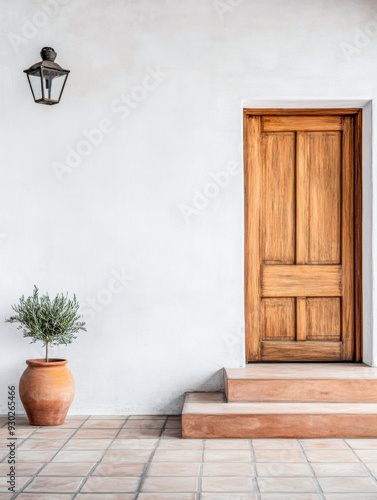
<box><xmin>6</xmin><ymin>286</ymin><xmax>86</xmax><ymax>426</ymax></box>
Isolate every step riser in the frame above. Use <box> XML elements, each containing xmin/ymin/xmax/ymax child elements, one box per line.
<box><xmin>182</xmin><ymin>414</ymin><xmax>377</xmax><ymax>439</ymax></box>
<box><xmin>226</xmin><ymin>379</ymin><xmax>377</xmax><ymax>403</ymax></box>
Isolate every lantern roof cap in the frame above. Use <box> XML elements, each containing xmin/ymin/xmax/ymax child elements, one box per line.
<box><xmin>24</xmin><ymin>59</ymin><xmax>70</xmax><ymax>74</ymax></box>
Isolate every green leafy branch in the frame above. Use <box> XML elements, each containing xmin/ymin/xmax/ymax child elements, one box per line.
<box><xmin>5</xmin><ymin>286</ymin><xmax>86</xmax><ymax>362</ymax></box>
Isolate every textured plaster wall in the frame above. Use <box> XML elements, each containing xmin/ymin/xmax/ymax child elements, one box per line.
<box><xmin>0</xmin><ymin>0</ymin><xmax>376</xmax><ymax>414</ymax></box>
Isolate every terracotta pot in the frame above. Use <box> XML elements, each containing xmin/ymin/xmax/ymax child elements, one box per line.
<box><xmin>19</xmin><ymin>359</ymin><xmax>75</xmax><ymax>426</ymax></box>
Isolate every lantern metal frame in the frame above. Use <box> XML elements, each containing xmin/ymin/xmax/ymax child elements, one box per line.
<box><xmin>24</xmin><ymin>47</ymin><xmax>70</xmax><ymax>105</ymax></box>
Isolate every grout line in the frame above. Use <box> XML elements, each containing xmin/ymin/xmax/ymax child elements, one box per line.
<box><xmin>250</xmin><ymin>439</ymin><xmax>261</xmax><ymax>500</ymax></box>
<box><xmin>133</xmin><ymin>416</ymin><xmax>169</xmax><ymax>499</ymax></box>
<box><xmin>12</xmin><ymin>415</ymin><xmax>91</xmax><ymax>500</ymax></box>
<box><xmin>344</xmin><ymin>438</ymin><xmax>377</xmax><ymax>487</ymax></box>
<box><xmin>70</xmin><ymin>414</ymin><xmax>132</xmax><ymax>499</ymax></box>
<box><xmin>297</xmin><ymin>439</ymin><xmax>325</xmax><ymax>500</ymax></box>
<box><xmin>195</xmin><ymin>437</ymin><xmax>205</xmax><ymax>500</ymax></box>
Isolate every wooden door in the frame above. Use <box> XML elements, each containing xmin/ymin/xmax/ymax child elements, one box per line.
<box><xmin>244</xmin><ymin>109</ymin><xmax>362</xmax><ymax>362</ymax></box>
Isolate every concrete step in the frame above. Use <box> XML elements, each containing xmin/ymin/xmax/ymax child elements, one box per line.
<box><xmin>182</xmin><ymin>392</ymin><xmax>377</xmax><ymax>438</ymax></box>
<box><xmin>224</xmin><ymin>363</ymin><xmax>377</xmax><ymax>402</ymax></box>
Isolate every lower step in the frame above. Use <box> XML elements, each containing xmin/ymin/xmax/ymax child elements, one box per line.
<box><xmin>182</xmin><ymin>393</ymin><xmax>377</xmax><ymax>438</ymax></box>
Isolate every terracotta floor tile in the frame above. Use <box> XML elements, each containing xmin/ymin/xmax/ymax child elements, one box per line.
<box><xmin>129</xmin><ymin>415</ymin><xmax>168</xmax><ymax>420</ymax></box>
<box><xmin>0</xmin><ymin>462</ymin><xmax>43</xmax><ymax>476</ymax></box>
<box><xmin>141</xmin><ymin>476</ymin><xmax>198</xmax><ymax>492</ymax></box>
<box><xmin>30</xmin><ymin>428</ymin><xmax>75</xmax><ymax>439</ymax></box>
<box><xmin>12</xmin><ymin>414</ymin><xmax>377</xmax><ymax>500</ymax></box>
<box><xmin>103</xmin><ymin>449</ymin><xmax>153</xmax><ymax>462</ymax></box>
<box><xmin>76</xmin><ymin>495</ymin><xmax>134</xmax><ymax>500</ymax></box>
<box><xmin>25</xmin><ymin>476</ymin><xmax>84</xmax><ymax>492</ymax></box>
<box><xmin>41</xmin><ymin>462</ymin><xmax>96</xmax><ymax>476</ymax></box>
<box><xmin>157</xmin><ymin>439</ymin><xmax>203</xmax><ymax>450</ymax></box>
<box><xmin>202</xmin><ymin>476</ymin><xmax>254</xmax><ymax>492</ymax></box>
<box><xmin>118</xmin><ymin>428</ymin><xmax>161</xmax><ymax>439</ymax></box>
<box><xmin>318</xmin><ymin>476</ymin><xmax>377</xmax><ymax>493</ymax></box>
<box><xmin>148</xmin><ymin>462</ymin><xmax>200</xmax><ymax>476</ymax></box>
<box><xmin>256</xmin><ymin>462</ymin><xmax>312</xmax><ymax>476</ymax></box>
<box><xmin>252</xmin><ymin>439</ymin><xmax>300</xmax><ymax>450</ymax></box>
<box><xmin>138</xmin><ymin>494</ymin><xmax>195</xmax><ymax>500</ymax></box>
<box><xmin>311</xmin><ymin>462</ymin><xmax>369</xmax><ymax>476</ymax></box>
<box><xmin>124</xmin><ymin>420</ymin><xmax>165</xmax><ymax>429</ymax></box>
<box><xmin>62</xmin><ymin>438</ymin><xmax>112</xmax><ymax>450</ymax></box>
<box><xmin>258</xmin><ymin>476</ymin><xmax>317</xmax><ymax>493</ymax></box>
<box><xmin>74</xmin><ymin>428</ymin><xmax>118</xmax><ymax>439</ymax></box>
<box><xmin>18</xmin><ymin>439</ymin><xmax>66</xmax><ymax>450</ymax></box>
<box><xmin>52</xmin><ymin>449</ymin><xmax>104</xmax><ymax>462</ymax></box>
<box><xmin>81</xmin><ymin>419</ymin><xmax>125</xmax><ymax>429</ymax></box>
<box><xmin>88</xmin><ymin>415</ymin><xmax>130</xmax><ymax>419</ymax></box>
<box><xmin>93</xmin><ymin>462</ymin><xmax>146</xmax><ymax>476</ymax></box>
<box><xmin>324</xmin><ymin>495</ymin><xmax>377</xmax><ymax>500</ymax></box>
<box><xmin>260</xmin><ymin>495</ymin><xmax>321</xmax><ymax>500</ymax></box>
<box><xmin>300</xmin><ymin>439</ymin><xmax>349</xmax><ymax>450</ymax></box>
<box><xmin>201</xmin><ymin>495</ymin><xmax>256</xmax><ymax>500</ymax></box>
<box><xmin>355</xmin><ymin>449</ymin><xmax>377</xmax><ymax>461</ymax></box>
<box><xmin>204</xmin><ymin>449</ymin><xmax>252</xmax><ymax>462</ymax></box>
<box><xmin>304</xmin><ymin>449</ymin><xmax>358</xmax><ymax>462</ymax></box>
<box><xmin>81</xmin><ymin>476</ymin><xmax>140</xmax><ymax>493</ymax></box>
<box><xmin>203</xmin><ymin>462</ymin><xmax>253</xmax><ymax>476</ymax></box>
<box><xmin>346</xmin><ymin>439</ymin><xmax>377</xmax><ymax>449</ymax></box>
<box><xmin>254</xmin><ymin>449</ymin><xmax>305</xmax><ymax>463</ymax></box>
<box><xmin>64</xmin><ymin>416</ymin><xmax>88</xmax><ymax>422</ymax></box>
<box><xmin>17</xmin><ymin>450</ymin><xmax>56</xmax><ymax>462</ymax></box>
<box><xmin>17</xmin><ymin>495</ymin><xmax>72</xmax><ymax>500</ymax></box>
<box><xmin>111</xmin><ymin>438</ymin><xmax>158</xmax><ymax>449</ymax></box>
<box><xmin>161</xmin><ymin>429</ymin><xmax>182</xmax><ymax>438</ymax></box>
<box><xmin>49</xmin><ymin>420</ymin><xmax>85</xmax><ymax>429</ymax></box>
<box><xmin>0</xmin><ymin>476</ymin><xmax>30</xmax><ymax>492</ymax></box>
<box><xmin>205</xmin><ymin>439</ymin><xmax>250</xmax><ymax>450</ymax></box>
<box><xmin>165</xmin><ymin>421</ymin><xmax>182</xmax><ymax>429</ymax></box>
<box><xmin>153</xmin><ymin>449</ymin><xmax>202</xmax><ymax>462</ymax></box>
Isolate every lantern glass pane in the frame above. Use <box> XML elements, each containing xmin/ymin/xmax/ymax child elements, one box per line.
<box><xmin>27</xmin><ymin>68</ymin><xmax>43</xmax><ymax>102</ymax></box>
<box><xmin>41</xmin><ymin>69</ymin><xmax>67</xmax><ymax>103</ymax></box>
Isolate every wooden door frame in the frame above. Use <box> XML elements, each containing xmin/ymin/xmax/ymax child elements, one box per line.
<box><xmin>244</xmin><ymin>108</ymin><xmax>363</xmax><ymax>363</ymax></box>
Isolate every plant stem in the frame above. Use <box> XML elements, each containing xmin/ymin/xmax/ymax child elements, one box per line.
<box><xmin>45</xmin><ymin>342</ymin><xmax>49</xmax><ymax>363</ymax></box>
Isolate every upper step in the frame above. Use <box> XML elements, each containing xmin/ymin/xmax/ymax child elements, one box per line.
<box><xmin>224</xmin><ymin>363</ymin><xmax>377</xmax><ymax>403</ymax></box>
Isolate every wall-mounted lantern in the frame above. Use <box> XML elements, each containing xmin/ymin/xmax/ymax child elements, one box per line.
<box><xmin>24</xmin><ymin>47</ymin><xmax>70</xmax><ymax>105</ymax></box>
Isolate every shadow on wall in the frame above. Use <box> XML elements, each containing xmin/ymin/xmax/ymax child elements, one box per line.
<box><xmin>155</xmin><ymin>370</ymin><xmax>225</xmax><ymax>415</ymax></box>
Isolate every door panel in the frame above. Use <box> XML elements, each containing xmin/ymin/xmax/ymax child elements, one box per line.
<box><xmin>305</xmin><ymin>132</ymin><xmax>341</xmax><ymax>264</ymax></box>
<box><xmin>306</xmin><ymin>298</ymin><xmax>341</xmax><ymax>341</ymax></box>
<box><xmin>244</xmin><ymin>111</ymin><xmax>360</xmax><ymax>362</ymax></box>
<box><xmin>262</xmin><ymin>133</ymin><xmax>296</xmax><ymax>264</ymax></box>
<box><xmin>262</xmin><ymin>298</ymin><xmax>296</xmax><ymax>341</ymax></box>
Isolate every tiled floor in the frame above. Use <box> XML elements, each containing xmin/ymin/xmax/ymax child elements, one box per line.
<box><xmin>2</xmin><ymin>416</ymin><xmax>377</xmax><ymax>499</ymax></box>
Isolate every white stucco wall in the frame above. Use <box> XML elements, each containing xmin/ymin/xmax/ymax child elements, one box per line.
<box><xmin>1</xmin><ymin>0</ymin><xmax>377</xmax><ymax>415</ymax></box>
